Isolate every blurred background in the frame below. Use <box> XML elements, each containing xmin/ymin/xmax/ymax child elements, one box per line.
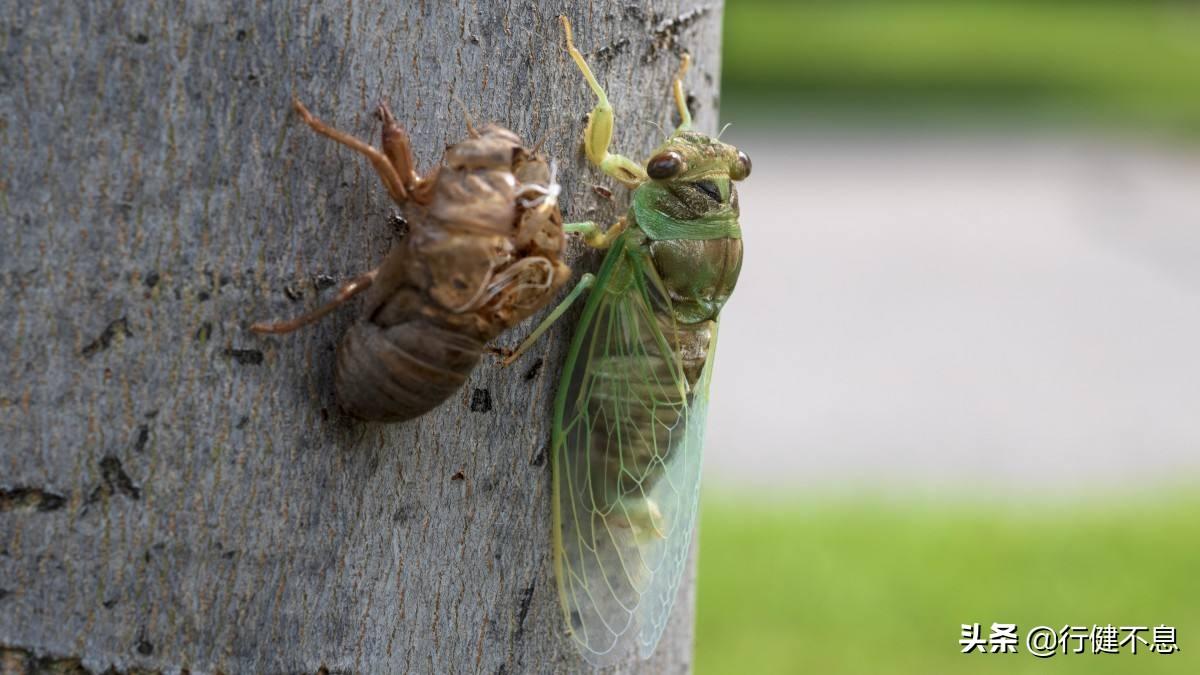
<box><xmin>696</xmin><ymin>2</ymin><xmax>1200</xmax><ymax>673</ymax></box>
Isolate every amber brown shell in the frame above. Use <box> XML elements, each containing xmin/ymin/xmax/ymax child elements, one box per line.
<box><xmin>337</xmin><ymin>127</ymin><xmax>570</xmax><ymax>421</ymax></box>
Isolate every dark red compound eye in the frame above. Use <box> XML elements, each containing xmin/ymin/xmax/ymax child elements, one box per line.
<box><xmin>646</xmin><ymin>151</ymin><xmax>685</xmax><ymax>179</ymax></box>
<box><xmin>731</xmin><ymin>150</ymin><xmax>751</xmax><ymax>181</ymax></box>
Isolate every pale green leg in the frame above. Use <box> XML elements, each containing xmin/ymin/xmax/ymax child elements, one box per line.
<box><xmin>561</xmin><ymin>17</ymin><xmax>647</xmax><ymax>188</ymax></box>
<box><xmin>501</xmin><ymin>273</ymin><xmax>595</xmax><ymax>366</ymax></box>
<box><xmin>564</xmin><ymin>218</ymin><xmax>627</xmax><ymax>249</ymax></box>
<box><xmin>672</xmin><ymin>53</ymin><xmax>693</xmax><ymax>133</ymax></box>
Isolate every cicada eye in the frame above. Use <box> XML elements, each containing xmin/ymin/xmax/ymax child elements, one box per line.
<box><xmin>730</xmin><ymin>150</ymin><xmax>752</xmax><ymax>181</ymax></box>
<box><xmin>646</xmin><ymin>151</ymin><xmax>686</xmax><ymax>180</ymax></box>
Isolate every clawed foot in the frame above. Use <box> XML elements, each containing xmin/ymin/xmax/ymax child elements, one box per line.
<box><xmin>486</xmin><ymin>345</ymin><xmax>516</xmax><ymax>361</ymax></box>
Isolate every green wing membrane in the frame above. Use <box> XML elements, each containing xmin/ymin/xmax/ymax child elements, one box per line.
<box><xmin>552</xmin><ymin>234</ymin><xmax>717</xmax><ymax>666</ymax></box>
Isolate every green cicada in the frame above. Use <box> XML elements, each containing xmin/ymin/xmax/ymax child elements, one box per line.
<box><xmin>504</xmin><ymin>17</ymin><xmax>749</xmax><ymax>665</ymax></box>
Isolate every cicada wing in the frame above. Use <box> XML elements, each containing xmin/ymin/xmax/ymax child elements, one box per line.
<box><xmin>634</xmin><ymin>321</ymin><xmax>716</xmax><ymax>659</ymax></box>
<box><xmin>552</xmin><ymin>245</ymin><xmax>716</xmax><ymax>666</ymax></box>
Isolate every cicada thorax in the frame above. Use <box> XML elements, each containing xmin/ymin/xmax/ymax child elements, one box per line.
<box><xmin>334</xmin><ymin>126</ymin><xmax>570</xmax><ymax>422</ymax></box>
<box><xmin>648</xmin><ymin>237</ymin><xmax>743</xmax><ymax>325</ymax></box>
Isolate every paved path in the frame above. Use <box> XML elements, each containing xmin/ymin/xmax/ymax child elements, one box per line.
<box><xmin>704</xmin><ymin>130</ymin><xmax>1200</xmax><ymax>495</ymax></box>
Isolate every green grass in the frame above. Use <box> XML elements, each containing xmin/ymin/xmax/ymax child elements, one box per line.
<box><xmin>696</xmin><ymin>492</ymin><xmax>1200</xmax><ymax>674</ymax></box>
<box><xmin>723</xmin><ymin>1</ymin><xmax>1200</xmax><ymax>135</ymax></box>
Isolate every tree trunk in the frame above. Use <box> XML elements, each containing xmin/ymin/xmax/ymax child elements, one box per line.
<box><xmin>0</xmin><ymin>2</ymin><xmax>723</xmax><ymax>673</ymax></box>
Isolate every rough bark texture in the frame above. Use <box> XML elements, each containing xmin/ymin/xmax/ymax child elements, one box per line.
<box><xmin>0</xmin><ymin>2</ymin><xmax>723</xmax><ymax>673</ymax></box>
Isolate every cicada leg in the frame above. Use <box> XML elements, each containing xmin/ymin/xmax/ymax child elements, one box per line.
<box><xmin>292</xmin><ymin>99</ymin><xmax>413</xmax><ymax>204</ymax></box>
<box><xmin>250</xmin><ymin>270</ymin><xmax>377</xmax><ymax>335</ymax></box>
<box><xmin>564</xmin><ymin>218</ymin><xmax>628</xmax><ymax>249</ymax></box>
<box><xmin>560</xmin><ymin>16</ymin><xmax>647</xmax><ymax>189</ymax></box>
<box><xmin>499</xmin><ymin>215</ymin><xmax>628</xmax><ymax>365</ymax></box>
<box><xmin>672</xmin><ymin>52</ymin><xmax>693</xmax><ymax>133</ymax></box>
<box><xmin>500</xmin><ymin>272</ymin><xmax>595</xmax><ymax>366</ymax></box>
<box><xmin>376</xmin><ymin>100</ymin><xmax>432</xmax><ymax>197</ymax></box>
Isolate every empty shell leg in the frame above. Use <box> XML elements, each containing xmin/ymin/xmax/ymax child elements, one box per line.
<box><xmin>292</xmin><ymin>99</ymin><xmax>410</xmax><ymax>203</ymax></box>
<box><xmin>376</xmin><ymin>101</ymin><xmax>426</xmax><ymax>193</ymax></box>
<box><xmin>251</xmin><ymin>270</ymin><xmax>378</xmax><ymax>335</ymax></box>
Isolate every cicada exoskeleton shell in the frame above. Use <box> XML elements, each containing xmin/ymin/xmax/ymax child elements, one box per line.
<box><xmin>252</xmin><ymin>102</ymin><xmax>569</xmax><ymax>422</ymax></box>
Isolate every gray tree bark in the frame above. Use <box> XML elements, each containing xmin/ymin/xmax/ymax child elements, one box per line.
<box><xmin>0</xmin><ymin>2</ymin><xmax>724</xmax><ymax>673</ymax></box>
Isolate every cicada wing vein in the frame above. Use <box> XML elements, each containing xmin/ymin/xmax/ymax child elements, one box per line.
<box><xmin>551</xmin><ymin>236</ymin><xmax>717</xmax><ymax>666</ymax></box>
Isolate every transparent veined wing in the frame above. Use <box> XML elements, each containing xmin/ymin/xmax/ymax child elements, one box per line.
<box><xmin>551</xmin><ymin>236</ymin><xmax>718</xmax><ymax>666</ymax></box>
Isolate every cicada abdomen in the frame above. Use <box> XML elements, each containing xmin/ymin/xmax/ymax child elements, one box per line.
<box><xmin>253</xmin><ymin>101</ymin><xmax>570</xmax><ymax>422</ymax></box>
<box><xmin>333</xmin><ymin>315</ymin><xmax>486</xmax><ymax>422</ymax></box>
<box><xmin>572</xmin><ymin>300</ymin><xmax>716</xmax><ymax>522</ymax></box>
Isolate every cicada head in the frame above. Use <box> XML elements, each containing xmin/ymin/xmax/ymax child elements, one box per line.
<box><xmin>638</xmin><ymin>131</ymin><xmax>751</xmax><ymax>222</ymax></box>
